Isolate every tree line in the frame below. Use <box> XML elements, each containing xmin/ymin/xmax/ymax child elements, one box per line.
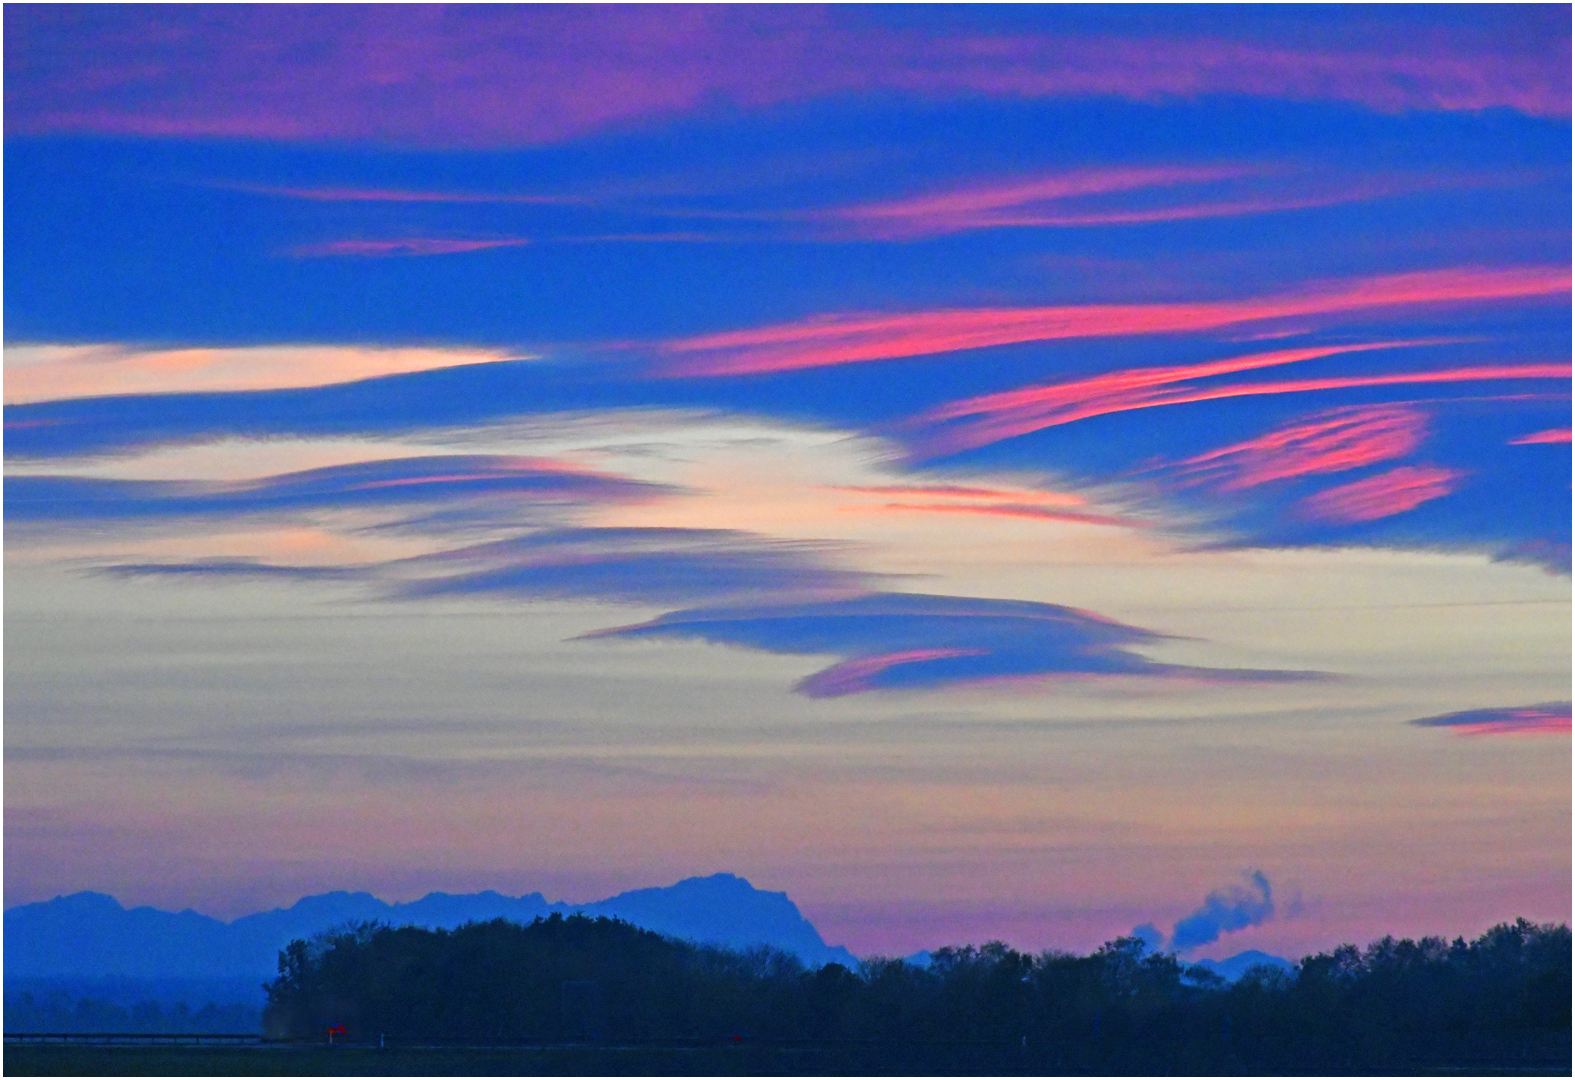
<box><xmin>263</xmin><ymin>914</ymin><xmax>1570</xmax><ymax>1073</ymax></box>
<box><xmin>5</xmin><ymin>989</ymin><xmax>260</xmax><ymax>1034</ymax></box>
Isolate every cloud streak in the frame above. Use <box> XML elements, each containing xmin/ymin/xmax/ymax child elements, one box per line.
<box><xmin>1409</xmin><ymin>702</ymin><xmax>1571</xmax><ymax>737</ymax></box>
<box><xmin>654</xmin><ymin>267</ymin><xmax>1568</xmax><ymax>377</ymax></box>
<box><xmin>100</xmin><ymin>559</ymin><xmax>363</xmax><ymax>583</ymax></box>
<box><xmin>830</xmin><ymin>480</ymin><xmax>1147</xmax><ymax>529</ymax></box>
<box><xmin>588</xmin><ymin>592</ymin><xmax>1328</xmax><ymax>697</ymax></box>
<box><xmin>1297</xmin><ymin>465</ymin><xmax>1465</xmax><ymax>525</ymax></box>
<box><xmin>1509</xmin><ymin>429</ymin><xmax>1573</xmax><ymax>445</ymax></box>
<box><xmin>912</xmin><ymin>358</ymin><xmax>1567</xmax><ymax>459</ymax></box>
<box><xmin>814</xmin><ymin>165</ymin><xmax>1486</xmax><ymax>241</ymax></box>
<box><xmin>288</xmin><ymin>238</ymin><xmax>531</xmax><ymax>258</ymax></box>
<box><xmin>92</xmin><ymin>527</ymin><xmax>881</xmax><ymax>610</ymax></box>
<box><xmin>392</xmin><ymin>528</ymin><xmax>878</xmax><ymax>606</ymax></box>
<box><xmin>6</xmin><ymin>456</ymin><xmax>670</xmax><ymax>523</ymax></box>
<box><xmin>1172</xmin><ymin>406</ymin><xmax>1430</xmax><ymax>491</ymax></box>
<box><xmin>820</xmin><ymin>164</ymin><xmax>1254</xmax><ymax>240</ymax></box>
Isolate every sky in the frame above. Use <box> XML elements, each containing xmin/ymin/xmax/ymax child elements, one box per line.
<box><xmin>4</xmin><ymin>4</ymin><xmax>1570</xmax><ymax>961</ymax></box>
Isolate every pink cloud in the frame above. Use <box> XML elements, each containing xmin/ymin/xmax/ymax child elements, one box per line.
<box><xmin>815</xmin><ymin>166</ymin><xmax>1486</xmax><ymax>241</ymax></box>
<box><xmin>1451</xmin><ymin>716</ymin><xmax>1572</xmax><ymax>737</ymax></box>
<box><xmin>655</xmin><ymin>266</ymin><xmax>1569</xmax><ymax>377</ymax></box>
<box><xmin>289</xmin><ymin>238</ymin><xmax>531</xmax><ymax>258</ymax></box>
<box><xmin>1297</xmin><ymin>465</ymin><xmax>1465</xmax><ymax>524</ymax></box>
<box><xmin>1174</xmin><ymin>406</ymin><xmax>1430</xmax><ymax>491</ymax></box>
<box><xmin>1509</xmin><ymin>428</ymin><xmax>1573</xmax><ymax>445</ymax></box>
<box><xmin>5</xmin><ymin>8</ymin><xmax>1566</xmax><ymax>148</ymax></box>
<box><xmin>912</xmin><ymin>357</ymin><xmax>1569</xmax><ymax>459</ymax></box>
<box><xmin>822</xmin><ymin>164</ymin><xmax>1253</xmax><ymax>239</ymax></box>
<box><xmin>1411</xmin><ymin>702</ymin><xmax>1572</xmax><ymax>737</ymax></box>
<box><xmin>831</xmin><ymin>481</ymin><xmax>1146</xmax><ymax>527</ymax></box>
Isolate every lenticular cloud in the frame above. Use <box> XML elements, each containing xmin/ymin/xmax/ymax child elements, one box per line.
<box><xmin>587</xmin><ymin>592</ymin><xmax>1327</xmax><ymax>696</ymax></box>
<box><xmin>1409</xmin><ymin>702</ymin><xmax>1571</xmax><ymax>737</ymax></box>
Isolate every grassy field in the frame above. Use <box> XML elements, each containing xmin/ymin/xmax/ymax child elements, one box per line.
<box><xmin>4</xmin><ymin>1042</ymin><xmax>1046</xmax><ymax>1077</ymax></box>
<box><xmin>8</xmin><ymin>1038</ymin><xmax>1573</xmax><ymax>1077</ymax></box>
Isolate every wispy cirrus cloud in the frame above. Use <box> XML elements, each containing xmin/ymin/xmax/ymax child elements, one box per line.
<box><xmin>6</xmin><ymin>7</ymin><xmax>1565</xmax><ymax>150</ymax></box>
<box><xmin>653</xmin><ymin>266</ymin><xmax>1568</xmax><ymax>377</ymax></box>
<box><xmin>6</xmin><ymin>456</ymin><xmax>670</xmax><ymax>523</ymax></box>
<box><xmin>228</xmin><ymin>162</ymin><xmax>1534</xmax><ymax>251</ymax></box>
<box><xmin>819</xmin><ymin>164</ymin><xmax>1253</xmax><ymax>239</ymax></box>
<box><xmin>1171</xmin><ymin>405</ymin><xmax>1430</xmax><ymax>491</ymax></box>
<box><xmin>911</xmin><ymin>359</ymin><xmax>1567</xmax><ymax>460</ymax></box>
<box><xmin>814</xmin><ymin>165</ymin><xmax>1491</xmax><ymax>241</ymax></box>
<box><xmin>829</xmin><ymin>481</ymin><xmax>1148</xmax><ymax>529</ymax></box>
<box><xmin>588</xmin><ymin>592</ymin><xmax>1327</xmax><ymax>697</ymax></box>
<box><xmin>285</xmin><ymin>234</ymin><xmax>722</xmax><ymax>257</ymax></box>
<box><xmin>1409</xmin><ymin>702</ymin><xmax>1571</xmax><ymax>736</ymax></box>
<box><xmin>1509</xmin><ymin>428</ymin><xmax>1573</xmax><ymax>445</ymax></box>
<box><xmin>1296</xmin><ymin>465</ymin><xmax>1465</xmax><ymax>525</ymax></box>
<box><xmin>289</xmin><ymin>237</ymin><xmax>532</xmax><ymax>258</ymax></box>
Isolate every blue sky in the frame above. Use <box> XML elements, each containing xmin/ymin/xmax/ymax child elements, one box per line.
<box><xmin>5</xmin><ymin>5</ymin><xmax>1569</xmax><ymax>958</ymax></box>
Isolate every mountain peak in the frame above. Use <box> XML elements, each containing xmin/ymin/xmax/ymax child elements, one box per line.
<box><xmin>5</xmin><ymin>874</ymin><xmax>859</xmax><ymax>981</ymax></box>
<box><xmin>49</xmin><ymin>891</ymin><xmax>125</xmax><ymax>912</ymax></box>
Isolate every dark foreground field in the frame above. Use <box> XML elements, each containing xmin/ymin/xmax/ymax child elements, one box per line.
<box><xmin>8</xmin><ymin>1034</ymin><xmax>1572</xmax><ymax>1077</ymax></box>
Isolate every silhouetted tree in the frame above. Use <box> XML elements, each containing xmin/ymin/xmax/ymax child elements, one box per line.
<box><xmin>262</xmin><ymin>915</ymin><xmax>1571</xmax><ymax>1073</ymax></box>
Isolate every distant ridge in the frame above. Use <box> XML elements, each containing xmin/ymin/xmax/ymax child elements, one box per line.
<box><xmin>1192</xmin><ymin>949</ymin><xmax>1295</xmax><ymax>982</ymax></box>
<box><xmin>4</xmin><ymin>873</ymin><xmax>861</xmax><ymax>986</ymax></box>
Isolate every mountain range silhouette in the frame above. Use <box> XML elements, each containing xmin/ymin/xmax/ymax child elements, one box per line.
<box><xmin>6</xmin><ymin>872</ymin><xmax>1291</xmax><ymax>1016</ymax></box>
<box><xmin>5</xmin><ymin>873</ymin><xmax>860</xmax><ymax>986</ymax></box>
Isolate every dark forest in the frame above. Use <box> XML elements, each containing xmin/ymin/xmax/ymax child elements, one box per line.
<box><xmin>261</xmin><ymin>914</ymin><xmax>1570</xmax><ymax>1074</ymax></box>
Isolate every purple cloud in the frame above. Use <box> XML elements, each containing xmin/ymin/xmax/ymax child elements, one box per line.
<box><xmin>87</xmin><ymin>547</ymin><xmax>1331</xmax><ymax>697</ymax></box>
<box><xmin>99</xmin><ymin>559</ymin><xmax>363</xmax><ymax>583</ymax></box>
<box><xmin>6</xmin><ymin>456</ymin><xmax>671</xmax><ymax>523</ymax></box>
<box><xmin>6</xmin><ymin>7</ymin><xmax>1565</xmax><ymax>150</ymax></box>
<box><xmin>587</xmin><ymin>592</ymin><xmax>1328</xmax><ymax>697</ymax></box>
<box><xmin>94</xmin><ymin>527</ymin><xmax>880</xmax><ymax>610</ymax></box>
<box><xmin>393</xmin><ymin>528</ymin><xmax>878</xmax><ymax>606</ymax></box>
<box><xmin>1409</xmin><ymin>702</ymin><xmax>1571</xmax><ymax>737</ymax></box>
